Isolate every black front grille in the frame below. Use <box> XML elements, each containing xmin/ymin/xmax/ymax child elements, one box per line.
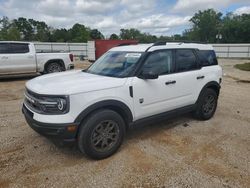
<box><xmin>24</xmin><ymin>89</ymin><xmax>43</xmax><ymax>113</ymax></box>
<box><xmin>26</xmin><ymin>89</ymin><xmax>42</xmax><ymax>99</ymax></box>
<box><xmin>23</xmin><ymin>104</ymin><xmax>34</xmax><ymax>118</ymax></box>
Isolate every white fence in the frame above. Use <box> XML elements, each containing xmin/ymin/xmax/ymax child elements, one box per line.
<box><xmin>33</xmin><ymin>42</ymin><xmax>250</xmax><ymax>60</ymax></box>
<box><xmin>34</xmin><ymin>41</ymin><xmax>96</xmax><ymax>61</ymax></box>
<box><xmin>212</xmin><ymin>44</ymin><xmax>250</xmax><ymax>58</ymax></box>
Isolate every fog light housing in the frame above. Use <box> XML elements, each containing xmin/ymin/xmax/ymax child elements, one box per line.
<box><xmin>67</xmin><ymin>125</ymin><xmax>77</xmax><ymax>132</ymax></box>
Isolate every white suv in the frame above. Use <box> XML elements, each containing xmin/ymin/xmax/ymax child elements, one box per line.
<box><xmin>22</xmin><ymin>42</ymin><xmax>222</xmax><ymax>159</ymax></box>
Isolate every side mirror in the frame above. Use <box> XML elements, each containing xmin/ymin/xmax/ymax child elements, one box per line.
<box><xmin>138</xmin><ymin>70</ymin><xmax>159</xmax><ymax>79</ymax></box>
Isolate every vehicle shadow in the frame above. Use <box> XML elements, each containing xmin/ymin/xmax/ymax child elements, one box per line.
<box><xmin>49</xmin><ymin>113</ymin><xmax>194</xmax><ymax>159</ymax></box>
<box><xmin>0</xmin><ymin>74</ymin><xmax>38</xmax><ymax>82</ymax></box>
<box><xmin>126</xmin><ymin>113</ymin><xmax>193</xmax><ymax>141</ymax></box>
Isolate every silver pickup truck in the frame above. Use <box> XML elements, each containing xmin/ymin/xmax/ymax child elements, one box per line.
<box><xmin>0</xmin><ymin>41</ymin><xmax>74</xmax><ymax>75</ymax></box>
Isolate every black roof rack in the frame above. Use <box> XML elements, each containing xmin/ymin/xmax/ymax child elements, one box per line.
<box><xmin>152</xmin><ymin>40</ymin><xmax>207</xmax><ymax>46</ymax></box>
<box><xmin>117</xmin><ymin>43</ymin><xmax>133</xmax><ymax>46</ymax></box>
<box><xmin>145</xmin><ymin>40</ymin><xmax>207</xmax><ymax>51</ymax></box>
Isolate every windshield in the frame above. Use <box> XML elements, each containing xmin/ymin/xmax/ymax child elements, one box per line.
<box><xmin>86</xmin><ymin>51</ymin><xmax>143</xmax><ymax>77</ymax></box>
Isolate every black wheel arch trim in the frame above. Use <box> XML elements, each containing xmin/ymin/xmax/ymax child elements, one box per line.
<box><xmin>74</xmin><ymin>100</ymin><xmax>133</xmax><ymax>126</ymax></box>
<box><xmin>196</xmin><ymin>81</ymin><xmax>221</xmax><ymax>103</ymax></box>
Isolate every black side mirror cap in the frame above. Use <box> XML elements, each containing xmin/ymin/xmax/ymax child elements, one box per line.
<box><xmin>138</xmin><ymin>71</ymin><xmax>159</xmax><ymax>79</ymax></box>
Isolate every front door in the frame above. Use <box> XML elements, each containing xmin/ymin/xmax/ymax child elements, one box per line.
<box><xmin>132</xmin><ymin>50</ymin><xmax>178</xmax><ymax>120</ymax></box>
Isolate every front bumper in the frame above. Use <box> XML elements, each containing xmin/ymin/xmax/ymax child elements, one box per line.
<box><xmin>22</xmin><ymin>104</ymin><xmax>78</xmax><ymax>142</ymax></box>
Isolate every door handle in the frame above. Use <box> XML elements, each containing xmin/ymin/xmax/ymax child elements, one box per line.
<box><xmin>165</xmin><ymin>80</ymin><xmax>176</xmax><ymax>85</ymax></box>
<box><xmin>27</xmin><ymin>55</ymin><xmax>34</xmax><ymax>58</ymax></box>
<box><xmin>197</xmin><ymin>76</ymin><xmax>205</xmax><ymax>80</ymax></box>
<box><xmin>1</xmin><ymin>56</ymin><xmax>8</xmax><ymax>59</ymax></box>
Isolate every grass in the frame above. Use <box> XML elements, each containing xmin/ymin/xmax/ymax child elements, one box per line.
<box><xmin>234</xmin><ymin>62</ymin><xmax>250</xmax><ymax>71</ymax></box>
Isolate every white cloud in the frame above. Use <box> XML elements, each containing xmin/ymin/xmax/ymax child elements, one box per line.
<box><xmin>234</xmin><ymin>6</ymin><xmax>250</xmax><ymax>15</ymax></box>
<box><xmin>76</xmin><ymin>0</ymin><xmax>118</xmax><ymax>14</ymax></box>
<box><xmin>96</xmin><ymin>17</ymin><xmax>117</xmax><ymax>28</ymax></box>
<box><xmin>37</xmin><ymin>0</ymin><xmax>72</xmax><ymax>17</ymax></box>
<box><xmin>121</xmin><ymin>0</ymin><xmax>155</xmax><ymax>13</ymax></box>
<box><xmin>151</xmin><ymin>28</ymin><xmax>170</xmax><ymax>35</ymax></box>
<box><xmin>173</xmin><ymin>0</ymin><xmax>230</xmax><ymax>13</ymax></box>
<box><xmin>122</xmin><ymin>14</ymin><xmax>191</xmax><ymax>30</ymax></box>
<box><xmin>173</xmin><ymin>0</ymin><xmax>250</xmax><ymax>14</ymax></box>
<box><xmin>0</xmin><ymin>0</ymin><xmax>249</xmax><ymax>36</ymax></box>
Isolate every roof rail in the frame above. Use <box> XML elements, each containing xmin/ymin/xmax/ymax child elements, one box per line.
<box><xmin>117</xmin><ymin>43</ymin><xmax>133</xmax><ymax>46</ymax></box>
<box><xmin>152</xmin><ymin>40</ymin><xmax>207</xmax><ymax>46</ymax></box>
<box><xmin>145</xmin><ymin>40</ymin><xmax>207</xmax><ymax>52</ymax></box>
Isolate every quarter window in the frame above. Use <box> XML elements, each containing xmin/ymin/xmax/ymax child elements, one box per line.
<box><xmin>142</xmin><ymin>50</ymin><xmax>174</xmax><ymax>75</ymax></box>
<box><xmin>176</xmin><ymin>49</ymin><xmax>197</xmax><ymax>72</ymax></box>
<box><xmin>198</xmin><ymin>50</ymin><xmax>218</xmax><ymax>66</ymax></box>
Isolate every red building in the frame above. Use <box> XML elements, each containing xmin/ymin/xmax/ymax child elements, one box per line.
<box><xmin>95</xmin><ymin>40</ymin><xmax>138</xmax><ymax>60</ymax></box>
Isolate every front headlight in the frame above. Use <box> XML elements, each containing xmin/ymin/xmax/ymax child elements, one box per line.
<box><xmin>24</xmin><ymin>89</ymin><xmax>70</xmax><ymax>115</ymax></box>
<box><xmin>39</xmin><ymin>96</ymin><xmax>69</xmax><ymax>114</ymax></box>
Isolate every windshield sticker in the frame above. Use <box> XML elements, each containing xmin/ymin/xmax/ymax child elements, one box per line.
<box><xmin>125</xmin><ymin>53</ymin><xmax>141</xmax><ymax>58</ymax></box>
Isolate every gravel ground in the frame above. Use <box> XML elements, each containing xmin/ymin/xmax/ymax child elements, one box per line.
<box><xmin>0</xmin><ymin>59</ymin><xmax>249</xmax><ymax>188</ymax></box>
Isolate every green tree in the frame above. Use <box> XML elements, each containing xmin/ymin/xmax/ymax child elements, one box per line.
<box><xmin>13</xmin><ymin>17</ymin><xmax>34</xmax><ymax>40</ymax></box>
<box><xmin>221</xmin><ymin>13</ymin><xmax>250</xmax><ymax>43</ymax></box>
<box><xmin>29</xmin><ymin>19</ymin><xmax>51</xmax><ymax>42</ymax></box>
<box><xmin>138</xmin><ymin>33</ymin><xmax>157</xmax><ymax>43</ymax></box>
<box><xmin>157</xmin><ymin>35</ymin><xmax>172</xmax><ymax>41</ymax></box>
<box><xmin>188</xmin><ymin>9</ymin><xmax>222</xmax><ymax>42</ymax></box>
<box><xmin>120</xmin><ymin>28</ymin><xmax>142</xmax><ymax>40</ymax></box>
<box><xmin>6</xmin><ymin>24</ymin><xmax>21</xmax><ymax>40</ymax></box>
<box><xmin>51</xmin><ymin>28</ymin><xmax>70</xmax><ymax>42</ymax></box>
<box><xmin>0</xmin><ymin>16</ymin><xmax>10</xmax><ymax>40</ymax></box>
<box><xmin>3</xmin><ymin>11</ymin><xmax>249</xmax><ymax>44</ymax></box>
<box><xmin>69</xmin><ymin>23</ymin><xmax>91</xmax><ymax>42</ymax></box>
<box><xmin>90</xmin><ymin>29</ymin><xmax>104</xmax><ymax>39</ymax></box>
<box><xmin>109</xmin><ymin>33</ymin><xmax>119</xmax><ymax>39</ymax></box>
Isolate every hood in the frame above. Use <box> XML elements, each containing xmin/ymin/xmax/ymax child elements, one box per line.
<box><xmin>26</xmin><ymin>70</ymin><xmax>127</xmax><ymax>95</ymax></box>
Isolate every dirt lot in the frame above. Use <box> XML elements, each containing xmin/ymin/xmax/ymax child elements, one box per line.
<box><xmin>0</xmin><ymin>59</ymin><xmax>250</xmax><ymax>188</ymax></box>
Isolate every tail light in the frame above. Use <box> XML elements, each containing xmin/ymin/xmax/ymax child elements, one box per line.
<box><xmin>69</xmin><ymin>54</ymin><xmax>74</xmax><ymax>62</ymax></box>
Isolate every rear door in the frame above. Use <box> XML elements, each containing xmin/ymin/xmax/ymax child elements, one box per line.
<box><xmin>194</xmin><ymin>50</ymin><xmax>221</xmax><ymax>98</ymax></box>
<box><xmin>171</xmin><ymin>49</ymin><xmax>202</xmax><ymax>105</ymax></box>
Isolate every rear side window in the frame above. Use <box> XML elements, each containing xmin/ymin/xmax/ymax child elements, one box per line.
<box><xmin>176</xmin><ymin>49</ymin><xmax>198</xmax><ymax>72</ymax></box>
<box><xmin>10</xmin><ymin>43</ymin><xmax>29</xmax><ymax>53</ymax></box>
<box><xmin>0</xmin><ymin>43</ymin><xmax>10</xmax><ymax>54</ymax></box>
<box><xmin>198</xmin><ymin>50</ymin><xmax>218</xmax><ymax>66</ymax></box>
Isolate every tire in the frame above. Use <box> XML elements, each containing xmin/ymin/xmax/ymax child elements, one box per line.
<box><xmin>78</xmin><ymin>109</ymin><xmax>126</xmax><ymax>160</ymax></box>
<box><xmin>45</xmin><ymin>62</ymin><xmax>63</xmax><ymax>73</ymax></box>
<box><xmin>194</xmin><ymin>88</ymin><xmax>218</xmax><ymax>120</ymax></box>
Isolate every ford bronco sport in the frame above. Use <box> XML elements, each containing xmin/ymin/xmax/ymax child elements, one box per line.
<box><xmin>22</xmin><ymin>42</ymin><xmax>222</xmax><ymax>159</ymax></box>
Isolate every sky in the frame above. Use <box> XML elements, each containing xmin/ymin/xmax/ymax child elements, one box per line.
<box><xmin>0</xmin><ymin>0</ymin><xmax>250</xmax><ymax>37</ymax></box>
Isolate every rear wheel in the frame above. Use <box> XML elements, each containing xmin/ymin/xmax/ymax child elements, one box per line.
<box><xmin>194</xmin><ymin>88</ymin><xmax>218</xmax><ymax>120</ymax></box>
<box><xmin>46</xmin><ymin>62</ymin><xmax>63</xmax><ymax>73</ymax></box>
<box><xmin>78</xmin><ymin>109</ymin><xmax>125</xmax><ymax>160</ymax></box>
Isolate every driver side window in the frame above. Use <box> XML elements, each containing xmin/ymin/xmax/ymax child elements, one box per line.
<box><xmin>142</xmin><ymin>50</ymin><xmax>174</xmax><ymax>75</ymax></box>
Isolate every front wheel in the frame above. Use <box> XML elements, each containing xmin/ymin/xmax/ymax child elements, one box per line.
<box><xmin>194</xmin><ymin>88</ymin><xmax>218</xmax><ymax>120</ymax></box>
<box><xmin>78</xmin><ymin>109</ymin><xmax>126</xmax><ymax>160</ymax></box>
